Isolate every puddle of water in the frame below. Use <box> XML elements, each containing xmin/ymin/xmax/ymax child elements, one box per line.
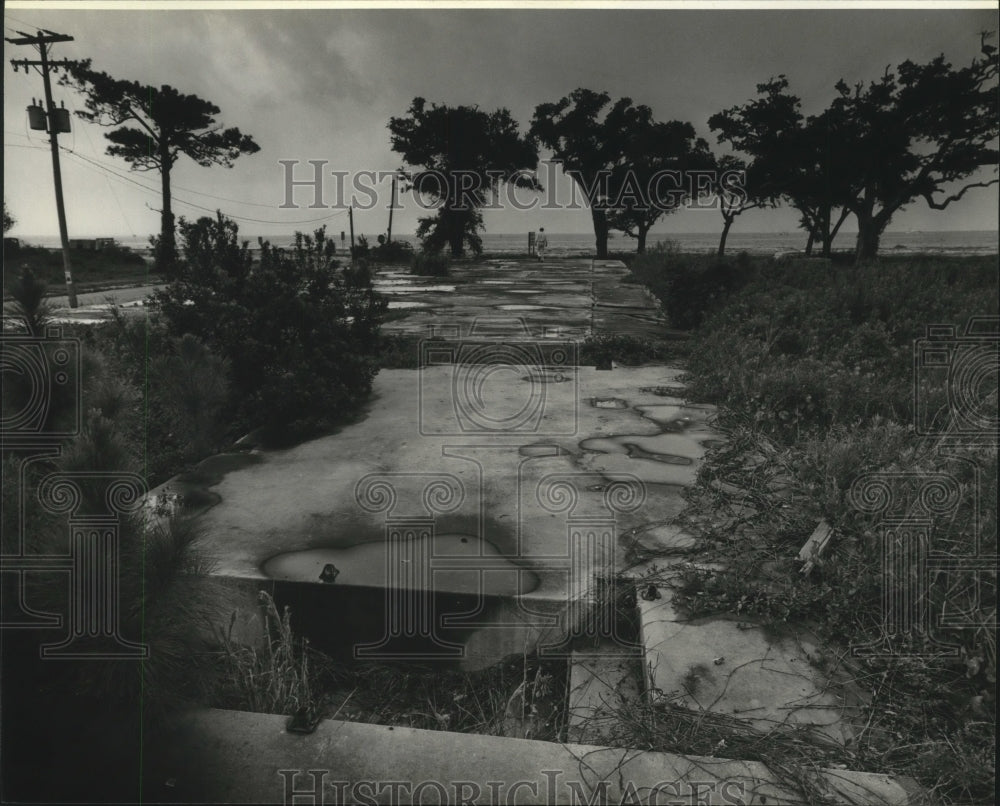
<box><xmin>481</xmin><ymin>280</ymin><xmax>514</xmax><ymax>285</ymax></box>
<box><xmin>48</xmin><ymin>316</ymin><xmax>108</xmax><ymax>325</ymax></box>
<box><xmin>624</xmin><ymin>443</ymin><xmax>692</xmax><ymax>465</ymax></box>
<box><xmin>521</xmin><ymin>368</ymin><xmax>572</xmax><ymax>383</ymax></box>
<box><xmin>584</xmin><ymin>452</ymin><xmax>700</xmax><ymax>487</ymax></box>
<box><xmin>518</xmin><ymin>443</ymin><xmax>567</xmax><ymax>457</ymax></box>
<box><xmin>591</xmin><ymin>397</ymin><xmax>627</xmax><ymax>409</ymax></box>
<box><xmin>383</xmin><ymin>284</ymin><xmax>456</xmax><ymax>293</ymax></box>
<box><xmin>263</xmin><ymin>534</ymin><xmax>537</xmax><ymax>596</ymax></box>
<box><xmin>387</xmin><ymin>300</ymin><xmax>430</xmax><ymax>309</ymax></box>
<box><xmin>580</xmin><ymin>432</ymin><xmax>706</xmax><ymax>462</ymax></box>
<box><xmin>636</xmin><ymin>404</ymin><xmax>714</xmax><ymax>430</ymax></box>
<box><xmin>507</xmin><ymin>289</ymin><xmax>541</xmax><ymax>295</ymax></box>
<box><xmin>640</xmin><ymin>385</ymin><xmax>687</xmax><ymax>397</ymax></box>
<box><xmin>497</xmin><ymin>304</ymin><xmax>550</xmax><ymax>311</ymax></box>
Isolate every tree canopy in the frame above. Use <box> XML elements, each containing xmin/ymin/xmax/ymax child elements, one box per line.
<box><xmin>606</xmin><ymin>119</ymin><xmax>714</xmax><ymax>253</ymax></box>
<box><xmin>711</xmin><ymin>37</ymin><xmax>998</xmax><ymax>259</ymax></box>
<box><xmin>389</xmin><ymin>97</ymin><xmax>538</xmax><ymax>256</ymax></box>
<box><xmin>3</xmin><ymin>202</ymin><xmax>14</xmax><ymax>234</ymax></box>
<box><xmin>710</xmin><ymin>76</ymin><xmax>852</xmax><ymax>257</ymax></box>
<box><xmin>829</xmin><ymin>38</ymin><xmax>998</xmax><ymax>259</ymax></box>
<box><xmin>61</xmin><ymin>61</ymin><xmax>260</xmax><ymax>272</ymax></box>
<box><xmin>531</xmin><ymin>89</ymin><xmax>647</xmax><ymax>259</ymax></box>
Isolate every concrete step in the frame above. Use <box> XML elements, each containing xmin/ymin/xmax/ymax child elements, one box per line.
<box><xmin>566</xmin><ymin>639</ymin><xmax>643</xmax><ymax>745</ymax></box>
<box><xmin>143</xmin><ymin>707</ymin><xmax>922</xmax><ymax>805</ymax></box>
<box><xmin>638</xmin><ymin>582</ymin><xmax>860</xmax><ymax>747</ymax></box>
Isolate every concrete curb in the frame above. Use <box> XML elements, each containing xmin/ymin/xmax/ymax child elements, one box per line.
<box><xmin>143</xmin><ymin>708</ymin><xmax>924</xmax><ymax>805</ymax></box>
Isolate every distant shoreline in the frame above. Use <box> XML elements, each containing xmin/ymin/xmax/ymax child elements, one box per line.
<box><xmin>10</xmin><ymin>229</ymin><xmax>999</xmax><ymax>258</ymax></box>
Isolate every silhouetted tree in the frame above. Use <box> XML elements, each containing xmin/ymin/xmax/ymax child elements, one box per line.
<box><xmin>711</xmin><ymin>37</ymin><xmax>999</xmax><ymax>261</ymax></box>
<box><xmin>829</xmin><ymin>37</ymin><xmax>999</xmax><ymax>260</ymax></box>
<box><xmin>708</xmin><ymin>154</ymin><xmax>780</xmax><ymax>258</ymax></box>
<box><xmin>61</xmin><ymin>62</ymin><xmax>259</xmax><ymax>274</ymax></box>
<box><xmin>531</xmin><ymin>89</ymin><xmax>646</xmax><ymax>259</ymax></box>
<box><xmin>710</xmin><ymin>77</ymin><xmax>850</xmax><ymax>258</ymax></box>
<box><xmin>606</xmin><ymin>120</ymin><xmax>714</xmax><ymax>253</ymax></box>
<box><xmin>389</xmin><ymin>98</ymin><xmax>539</xmax><ymax>257</ymax></box>
<box><xmin>3</xmin><ymin>202</ymin><xmax>14</xmax><ymax>233</ymax></box>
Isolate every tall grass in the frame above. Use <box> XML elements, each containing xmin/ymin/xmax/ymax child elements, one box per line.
<box><xmin>631</xmin><ymin>252</ymin><xmax>997</xmax><ymax>803</ymax></box>
<box><xmin>217</xmin><ymin>591</ymin><xmax>317</xmax><ymax>717</ymax></box>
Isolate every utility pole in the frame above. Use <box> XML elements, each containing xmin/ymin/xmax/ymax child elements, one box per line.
<box><xmin>386</xmin><ymin>174</ymin><xmax>396</xmax><ymax>244</ymax></box>
<box><xmin>8</xmin><ymin>29</ymin><xmax>78</xmax><ymax>308</ymax></box>
<box><xmin>348</xmin><ymin>205</ymin><xmax>355</xmax><ymax>254</ymax></box>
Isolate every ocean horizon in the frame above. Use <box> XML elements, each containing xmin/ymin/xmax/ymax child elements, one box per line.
<box><xmin>12</xmin><ymin>229</ymin><xmax>999</xmax><ymax>258</ymax></box>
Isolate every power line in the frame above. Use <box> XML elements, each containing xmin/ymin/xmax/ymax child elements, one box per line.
<box><xmin>59</xmin><ymin>146</ymin><xmax>348</xmax><ymax>226</ymax></box>
<box><xmin>3</xmin><ymin>13</ymin><xmax>44</xmax><ymax>31</ymax></box>
<box><xmin>8</xmin><ymin>129</ymin><xmax>352</xmax><ymax>218</ymax></box>
<box><xmin>62</xmin><ymin>148</ymin><xmax>286</xmax><ymax>209</ymax></box>
<box><xmin>8</xmin><ymin>131</ymin><xmax>349</xmax><ymax>226</ymax></box>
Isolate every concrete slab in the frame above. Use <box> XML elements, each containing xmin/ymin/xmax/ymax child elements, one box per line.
<box><xmin>639</xmin><ymin>586</ymin><xmax>858</xmax><ymax>745</ymax></box>
<box><xmin>175</xmin><ymin>360</ymin><xmax>713</xmax><ymax>668</ymax></box>
<box><xmin>142</xmin><ymin>708</ymin><xmax>921</xmax><ymax>804</ymax></box>
<box><xmin>378</xmin><ymin>257</ymin><xmax>670</xmax><ymax>339</ymax></box>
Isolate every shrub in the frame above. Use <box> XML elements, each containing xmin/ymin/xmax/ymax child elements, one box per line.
<box><xmin>153</xmin><ymin>213</ymin><xmax>387</xmax><ymax>443</ymax></box>
<box><xmin>668</xmin><ymin>253</ymin><xmax>998</xmax><ymax>803</ymax></box>
<box><xmin>371</xmin><ymin>238</ymin><xmax>414</xmax><ymax>263</ymax></box>
<box><xmin>410</xmin><ymin>250</ymin><xmax>451</xmax><ymax>277</ymax></box>
<box><xmin>6</xmin><ymin>266</ymin><xmax>52</xmax><ymax>335</ymax></box>
<box><xmin>351</xmin><ymin>233</ymin><xmax>370</xmax><ymax>259</ymax></box>
<box><xmin>629</xmin><ymin>241</ymin><xmax>756</xmax><ymax>330</ymax></box>
<box><xmin>580</xmin><ymin>333</ymin><xmax>672</xmax><ymax>368</ymax></box>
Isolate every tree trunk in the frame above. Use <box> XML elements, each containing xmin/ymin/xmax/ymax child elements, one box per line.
<box><xmin>854</xmin><ymin>213</ymin><xmax>884</xmax><ymax>262</ymax></box>
<box><xmin>157</xmin><ymin>138</ymin><xmax>177</xmax><ymax>275</ymax></box>
<box><xmin>804</xmin><ymin>230</ymin><xmax>815</xmax><ymax>256</ymax></box>
<box><xmin>447</xmin><ymin>208</ymin><xmax>464</xmax><ymax>257</ymax></box>
<box><xmin>591</xmin><ymin>208</ymin><xmax>609</xmax><ymax>259</ymax></box>
<box><xmin>853</xmin><ymin>185</ymin><xmax>885</xmax><ymax>262</ymax></box>
<box><xmin>717</xmin><ymin>216</ymin><xmax>733</xmax><ymax>259</ymax></box>
<box><xmin>636</xmin><ymin>225</ymin><xmax>648</xmax><ymax>255</ymax></box>
<box><xmin>824</xmin><ymin>208</ymin><xmax>850</xmax><ymax>258</ymax></box>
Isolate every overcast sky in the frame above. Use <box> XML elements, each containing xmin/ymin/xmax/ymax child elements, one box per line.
<box><xmin>4</xmin><ymin>3</ymin><xmax>998</xmax><ymax>243</ymax></box>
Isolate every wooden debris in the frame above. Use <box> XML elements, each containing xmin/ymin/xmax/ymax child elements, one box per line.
<box><xmin>798</xmin><ymin>519</ymin><xmax>835</xmax><ymax>575</ymax></box>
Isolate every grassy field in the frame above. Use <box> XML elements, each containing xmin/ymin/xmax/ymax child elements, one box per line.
<box><xmin>629</xmin><ymin>244</ymin><xmax>998</xmax><ymax>804</ymax></box>
<box><xmin>2</xmin><ymin>242</ymin><xmax>154</xmax><ymax>295</ymax></box>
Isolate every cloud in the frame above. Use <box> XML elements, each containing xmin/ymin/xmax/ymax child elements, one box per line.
<box><xmin>5</xmin><ymin>6</ymin><xmax>997</xmax><ymax>238</ymax></box>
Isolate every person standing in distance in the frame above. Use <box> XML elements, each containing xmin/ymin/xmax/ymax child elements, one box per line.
<box><xmin>536</xmin><ymin>227</ymin><xmax>548</xmax><ymax>262</ymax></box>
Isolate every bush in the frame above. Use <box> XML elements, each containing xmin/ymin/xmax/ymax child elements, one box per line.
<box><xmin>6</xmin><ymin>266</ymin><xmax>52</xmax><ymax>335</ymax></box>
<box><xmin>580</xmin><ymin>333</ymin><xmax>672</xmax><ymax>368</ymax></box>
<box><xmin>629</xmin><ymin>241</ymin><xmax>756</xmax><ymax>330</ymax></box>
<box><xmin>410</xmin><ymin>250</ymin><xmax>451</xmax><ymax>277</ymax></box>
<box><xmin>350</xmin><ymin>233</ymin><xmax>370</xmax><ymax>259</ymax></box>
<box><xmin>153</xmin><ymin>213</ymin><xmax>387</xmax><ymax>443</ymax></box>
<box><xmin>669</xmin><ymin>253</ymin><xmax>998</xmax><ymax>803</ymax></box>
<box><xmin>371</xmin><ymin>238</ymin><xmax>414</xmax><ymax>263</ymax></box>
